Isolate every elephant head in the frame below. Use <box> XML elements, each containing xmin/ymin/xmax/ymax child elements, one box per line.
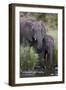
<box><xmin>32</xmin><ymin>21</ymin><xmax>46</xmax><ymax>51</ymax></box>
<box><xmin>20</xmin><ymin>17</ymin><xmax>46</xmax><ymax>51</ymax></box>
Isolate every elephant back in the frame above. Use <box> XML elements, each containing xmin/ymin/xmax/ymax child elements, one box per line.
<box><xmin>20</xmin><ymin>16</ymin><xmax>36</xmax><ymax>24</ymax></box>
<box><xmin>45</xmin><ymin>35</ymin><xmax>54</xmax><ymax>48</ymax></box>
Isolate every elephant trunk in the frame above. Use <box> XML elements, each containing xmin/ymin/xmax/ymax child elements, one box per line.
<box><xmin>37</xmin><ymin>38</ymin><xmax>43</xmax><ymax>53</ymax></box>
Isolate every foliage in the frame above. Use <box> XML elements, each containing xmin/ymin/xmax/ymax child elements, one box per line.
<box><xmin>20</xmin><ymin>12</ymin><xmax>58</xmax><ymax>31</ymax></box>
<box><xmin>20</xmin><ymin>45</ymin><xmax>38</xmax><ymax>71</ymax></box>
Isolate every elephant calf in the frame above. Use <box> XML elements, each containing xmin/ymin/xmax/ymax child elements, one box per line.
<box><xmin>37</xmin><ymin>34</ymin><xmax>54</xmax><ymax>70</ymax></box>
<box><xmin>43</xmin><ymin>35</ymin><xmax>54</xmax><ymax>68</ymax></box>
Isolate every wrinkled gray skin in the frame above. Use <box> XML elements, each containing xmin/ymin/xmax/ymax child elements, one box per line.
<box><xmin>32</xmin><ymin>21</ymin><xmax>46</xmax><ymax>50</ymax></box>
<box><xmin>20</xmin><ymin>16</ymin><xmax>36</xmax><ymax>45</ymax></box>
<box><xmin>20</xmin><ymin>17</ymin><xmax>46</xmax><ymax>50</ymax></box>
<box><xmin>37</xmin><ymin>35</ymin><xmax>54</xmax><ymax>69</ymax></box>
<box><xmin>20</xmin><ymin>16</ymin><xmax>54</xmax><ymax>69</ymax></box>
<box><xmin>43</xmin><ymin>35</ymin><xmax>54</xmax><ymax>66</ymax></box>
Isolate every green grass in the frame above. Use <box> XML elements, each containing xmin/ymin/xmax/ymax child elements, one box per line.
<box><xmin>20</xmin><ymin>45</ymin><xmax>38</xmax><ymax>71</ymax></box>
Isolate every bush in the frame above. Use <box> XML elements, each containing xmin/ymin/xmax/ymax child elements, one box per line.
<box><xmin>20</xmin><ymin>45</ymin><xmax>38</xmax><ymax>71</ymax></box>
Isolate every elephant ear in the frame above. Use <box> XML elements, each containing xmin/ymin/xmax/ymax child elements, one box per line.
<box><xmin>40</xmin><ymin>21</ymin><xmax>46</xmax><ymax>39</ymax></box>
<box><xmin>24</xmin><ymin>21</ymin><xmax>33</xmax><ymax>42</ymax></box>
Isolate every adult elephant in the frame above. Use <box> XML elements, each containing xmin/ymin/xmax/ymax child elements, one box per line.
<box><xmin>20</xmin><ymin>16</ymin><xmax>54</xmax><ymax>72</ymax></box>
<box><xmin>20</xmin><ymin>17</ymin><xmax>46</xmax><ymax>52</ymax></box>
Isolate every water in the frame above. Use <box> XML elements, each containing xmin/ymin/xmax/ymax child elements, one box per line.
<box><xmin>20</xmin><ymin>66</ymin><xmax>58</xmax><ymax>78</ymax></box>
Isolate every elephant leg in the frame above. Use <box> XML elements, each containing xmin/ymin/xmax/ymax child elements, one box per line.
<box><xmin>49</xmin><ymin>48</ymin><xmax>53</xmax><ymax>65</ymax></box>
<box><xmin>46</xmin><ymin>47</ymin><xmax>53</xmax><ymax>65</ymax></box>
<box><xmin>47</xmin><ymin>48</ymin><xmax>54</xmax><ymax>75</ymax></box>
<box><xmin>38</xmin><ymin>53</ymin><xmax>45</xmax><ymax>70</ymax></box>
<box><xmin>43</xmin><ymin>49</ymin><xmax>47</xmax><ymax>65</ymax></box>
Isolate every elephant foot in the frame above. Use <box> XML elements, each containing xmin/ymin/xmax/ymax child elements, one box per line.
<box><xmin>49</xmin><ymin>65</ymin><xmax>58</xmax><ymax>76</ymax></box>
<box><xmin>44</xmin><ymin>64</ymin><xmax>54</xmax><ymax>76</ymax></box>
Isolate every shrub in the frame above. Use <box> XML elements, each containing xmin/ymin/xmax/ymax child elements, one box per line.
<box><xmin>20</xmin><ymin>45</ymin><xmax>38</xmax><ymax>71</ymax></box>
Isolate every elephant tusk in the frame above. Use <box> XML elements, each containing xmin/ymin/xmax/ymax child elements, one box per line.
<box><xmin>35</xmin><ymin>38</ymin><xmax>36</xmax><ymax>40</ymax></box>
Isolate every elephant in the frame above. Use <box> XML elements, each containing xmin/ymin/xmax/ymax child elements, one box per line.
<box><xmin>41</xmin><ymin>35</ymin><xmax>54</xmax><ymax>73</ymax></box>
<box><xmin>20</xmin><ymin>17</ymin><xmax>46</xmax><ymax>51</ymax></box>
<box><xmin>20</xmin><ymin>16</ymin><xmax>54</xmax><ymax>73</ymax></box>
<box><xmin>36</xmin><ymin>34</ymin><xmax>54</xmax><ymax>71</ymax></box>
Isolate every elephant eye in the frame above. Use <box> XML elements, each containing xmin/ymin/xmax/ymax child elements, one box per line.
<box><xmin>43</xmin><ymin>38</ymin><xmax>46</xmax><ymax>43</ymax></box>
<box><xmin>43</xmin><ymin>38</ymin><xmax>45</xmax><ymax>41</ymax></box>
